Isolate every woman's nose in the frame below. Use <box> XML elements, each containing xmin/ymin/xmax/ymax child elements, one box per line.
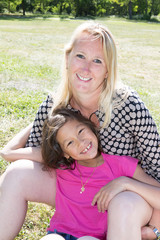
<box><xmin>82</xmin><ymin>61</ymin><xmax>91</xmax><ymax>72</ymax></box>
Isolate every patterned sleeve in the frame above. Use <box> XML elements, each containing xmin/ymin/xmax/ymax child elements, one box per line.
<box><xmin>127</xmin><ymin>91</ymin><xmax>160</xmax><ymax>180</ymax></box>
<box><xmin>25</xmin><ymin>95</ymin><xmax>54</xmax><ymax>147</ymax></box>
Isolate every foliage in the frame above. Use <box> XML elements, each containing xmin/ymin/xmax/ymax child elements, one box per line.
<box><xmin>0</xmin><ymin>0</ymin><xmax>159</xmax><ymax>18</ymax></box>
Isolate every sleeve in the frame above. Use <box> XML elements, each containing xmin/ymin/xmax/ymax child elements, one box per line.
<box><xmin>25</xmin><ymin>94</ymin><xmax>54</xmax><ymax>147</ymax></box>
<box><xmin>104</xmin><ymin>154</ymin><xmax>138</xmax><ymax>178</ymax></box>
<box><xmin>126</xmin><ymin>91</ymin><xmax>160</xmax><ymax>181</ymax></box>
<box><xmin>118</xmin><ymin>156</ymin><xmax>138</xmax><ymax>178</ymax></box>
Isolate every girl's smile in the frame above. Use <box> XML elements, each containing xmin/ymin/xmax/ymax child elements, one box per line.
<box><xmin>81</xmin><ymin>142</ymin><xmax>92</xmax><ymax>154</ymax></box>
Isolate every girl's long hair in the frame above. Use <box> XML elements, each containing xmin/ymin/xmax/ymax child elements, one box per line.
<box><xmin>41</xmin><ymin>108</ymin><xmax>101</xmax><ymax>169</ymax></box>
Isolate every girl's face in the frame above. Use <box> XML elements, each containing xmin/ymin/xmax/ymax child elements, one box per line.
<box><xmin>67</xmin><ymin>33</ymin><xmax>108</xmax><ymax>95</ymax></box>
<box><xmin>56</xmin><ymin>119</ymin><xmax>99</xmax><ymax>165</ymax></box>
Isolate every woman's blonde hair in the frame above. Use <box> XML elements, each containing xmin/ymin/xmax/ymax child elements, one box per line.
<box><xmin>53</xmin><ymin>21</ymin><xmax>128</xmax><ymax>127</ymax></box>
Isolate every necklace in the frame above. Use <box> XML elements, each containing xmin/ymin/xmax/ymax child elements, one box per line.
<box><xmin>77</xmin><ymin>161</ymin><xmax>98</xmax><ymax>194</ymax></box>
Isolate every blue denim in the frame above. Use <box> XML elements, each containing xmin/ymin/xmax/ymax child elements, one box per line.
<box><xmin>47</xmin><ymin>229</ymin><xmax>78</xmax><ymax>240</ymax></box>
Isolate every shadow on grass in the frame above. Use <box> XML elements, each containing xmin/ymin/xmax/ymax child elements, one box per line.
<box><xmin>0</xmin><ymin>13</ymin><xmax>74</xmax><ymax>21</ymax></box>
<box><xmin>0</xmin><ymin>13</ymin><xmax>159</xmax><ymax>23</ymax></box>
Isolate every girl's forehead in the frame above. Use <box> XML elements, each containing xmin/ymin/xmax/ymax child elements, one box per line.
<box><xmin>57</xmin><ymin>119</ymin><xmax>83</xmax><ymax>134</ymax></box>
<box><xmin>64</xmin><ymin>119</ymin><xmax>84</xmax><ymax>129</ymax></box>
<box><xmin>56</xmin><ymin>120</ymin><xmax>86</xmax><ymax>144</ymax></box>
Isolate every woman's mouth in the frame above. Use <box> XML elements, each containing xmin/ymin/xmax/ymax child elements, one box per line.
<box><xmin>77</xmin><ymin>73</ymin><xmax>91</xmax><ymax>82</ymax></box>
<box><xmin>81</xmin><ymin>143</ymin><xmax>92</xmax><ymax>154</ymax></box>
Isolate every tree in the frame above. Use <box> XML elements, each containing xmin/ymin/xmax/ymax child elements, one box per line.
<box><xmin>22</xmin><ymin>0</ymin><xmax>27</xmax><ymax>14</ymax></box>
<box><xmin>111</xmin><ymin>0</ymin><xmax>137</xmax><ymax>18</ymax></box>
<box><xmin>6</xmin><ymin>0</ymin><xmax>19</xmax><ymax>13</ymax></box>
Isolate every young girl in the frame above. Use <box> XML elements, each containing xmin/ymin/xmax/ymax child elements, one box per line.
<box><xmin>41</xmin><ymin>108</ymin><xmax>160</xmax><ymax>240</ymax></box>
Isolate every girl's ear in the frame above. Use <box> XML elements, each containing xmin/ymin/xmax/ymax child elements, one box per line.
<box><xmin>64</xmin><ymin>152</ymin><xmax>70</xmax><ymax>159</ymax></box>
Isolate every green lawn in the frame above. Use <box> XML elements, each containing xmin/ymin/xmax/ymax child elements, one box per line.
<box><xmin>0</xmin><ymin>16</ymin><xmax>160</xmax><ymax>239</ymax></box>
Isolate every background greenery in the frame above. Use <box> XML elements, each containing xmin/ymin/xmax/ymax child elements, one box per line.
<box><xmin>0</xmin><ymin>0</ymin><xmax>160</xmax><ymax>20</ymax></box>
<box><xmin>0</xmin><ymin>16</ymin><xmax>160</xmax><ymax>239</ymax></box>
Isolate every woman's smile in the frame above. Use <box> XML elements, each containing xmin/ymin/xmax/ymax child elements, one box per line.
<box><xmin>76</xmin><ymin>73</ymin><xmax>92</xmax><ymax>82</ymax></box>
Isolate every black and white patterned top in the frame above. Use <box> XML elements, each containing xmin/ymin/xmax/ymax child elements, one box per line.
<box><xmin>26</xmin><ymin>89</ymin><xmax>160</xmax><ymax>181</ymax></box>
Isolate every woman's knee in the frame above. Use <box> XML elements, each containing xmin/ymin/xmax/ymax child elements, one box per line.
<box><xmin>1</xmin><ymin>160</ymin><xmax>37</xmax><ymax>189</ymax></box>
<box><xmin>108</xmin><ymin>191</ymin><xmax>152</xmax><ymax>225</ymax></box>
<box><xmin>1</xmin><ymin>160</ymin><xmax>26</xmax><ymax>188</ymax></box>
<box><xmin>108</xmin><ymin>191</ymin><xmax>136</xmax><ymax>213</ymax></box>
<box><xmin>0</xmin><ymin>160</ymin><xmax>57</xmax><ymax>206</ymax></box>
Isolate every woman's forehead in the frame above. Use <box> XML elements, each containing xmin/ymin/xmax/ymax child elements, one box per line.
<box><xmin>75</xmin><ymin>32</ymin><xmax>101</xmax><ymax>44</ymax></box>
<box><xmin>72</xmin><ymin>34</ymin><xmax>103</xmax><ymax>53</ymax></box>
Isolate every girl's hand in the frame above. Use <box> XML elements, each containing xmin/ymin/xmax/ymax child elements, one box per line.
<box><xmin>91</xmin><ymin>176</ymin><xmax>128</xmax><ymax>213</ymax></box>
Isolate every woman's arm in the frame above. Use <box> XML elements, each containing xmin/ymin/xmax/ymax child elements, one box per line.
<box><xmin>122</xmin><ymin>90</ymin><xmax>160</xmax><ymax>181</ymax></box>
<box><xmin>0</xmin><ymin>95</ymin><xmax>53</xmax><ymax>163</ymax></box>
<box><xmin>0</xmin><ymin>124</ymin><xmax>43</xmax><ymax>162</ymax></box>
<box><xmin>126</xmin><ymin>166</ymin><xmax>160</xmax><ymax>209</ymax></box>
<box><xmin>92</xmin><ymin>165</ymin><xmax>160</xmax><ymax>212</ymax></box>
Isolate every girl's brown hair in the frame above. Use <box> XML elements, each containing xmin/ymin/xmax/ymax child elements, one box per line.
<box><xmin>41</xmin><ymin>107</ymin><xmax>101</xmax><ymax>169</ymax></box>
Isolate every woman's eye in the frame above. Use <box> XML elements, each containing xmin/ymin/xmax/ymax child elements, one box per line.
<box><xmin>76</xmin><ymin>54</ymin><xmax>85</xmax><ymax>59</ymax></box>
<box><xmin>93</xmin><ymin>59</ymin><xmax>102</xmax><ymax>64</ymax></box>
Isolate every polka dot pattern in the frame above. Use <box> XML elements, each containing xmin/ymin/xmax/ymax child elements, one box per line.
<box><xmin>26</xmin><ymin>90</ymin><xmax>160</xmax><ymax>181</ymax></box>
<box><xmin>26</xmin><ymin>95</ymin><xmax>53</xmax><ymax>147</ymax></box>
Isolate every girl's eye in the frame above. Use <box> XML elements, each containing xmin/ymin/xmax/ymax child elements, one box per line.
<box><xmin>67</xmin><ymin>141</ymin><xmax>73</xmax><ymax>147</ymax></box>
<box><xmin>76</xmin><ymin>54</ymin><xmax>85</xmax><ymax>59</ymax></box>
<box><xmin>93</xmin><ymin>59</ymin><xmax>102</xmax><ymax>64</ymax></box>
<box><xmin>78</xmin><ymin>128</ymin><xmax>84</xmax><ymax>134</ymax></box>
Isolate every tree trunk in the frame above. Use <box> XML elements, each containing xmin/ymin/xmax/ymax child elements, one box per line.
<box><xmin>75</xmin><ymin>0</ymin><xmax>80</xmax><ymax>17</ymax></box>
<box><xmin>150</xmin><ymin>0</ymin><xmax>154</xmax><ymax>15</ymax></box>
<box><xmin>22</xmin><ymin>0</ymin><xmax>26</xmax><ymax>16</ymax></box>
<box><xmin>145</xmin><ymin>0</ymin><xmax>148</xmax><ymax>15</ymax></box>
<box><xmin>7</xmin><ymin>0</ymin><xmax>10</xmax><ymax>13</ymax></box>
<box><xmin>128</xmin><ymin>1</ymin><xmax>132</xmax><ymax>19</ymax></box>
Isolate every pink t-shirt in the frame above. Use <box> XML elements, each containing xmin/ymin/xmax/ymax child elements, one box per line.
<box><xmin>48</xmin><ymin>153</ymin><xmax>138</xmax><ymax>239</ymax></box>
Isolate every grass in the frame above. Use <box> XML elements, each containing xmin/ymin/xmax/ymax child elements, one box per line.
<box><xmin>0</xmin><ymin>16</ymin><xmax>160</xmax><ymax>239</ymax></box>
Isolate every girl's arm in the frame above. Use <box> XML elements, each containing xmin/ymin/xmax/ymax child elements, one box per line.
<box><xmin>0</xmin><ymin>124</ymin><xmax>43</xmax><ymax>162</ymax></box>
<box><xmin>128</xmin><ymin>165</ymin><xmax>160</xmax><ymax>208</ymax></box>
<box><xmin>92</xmin><ymin>165</ymin><xmax>160</xmax><ymax>212</ymax></box>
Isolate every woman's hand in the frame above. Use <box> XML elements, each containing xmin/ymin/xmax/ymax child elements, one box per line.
<box><xmin>1</xmin><ymin>123</ymin><xmax>43</xmax><ymax>163</ymax></box>
<box><xmin>91</xmin><ymin>176</ymin><xmax>128</xmax><ymax>213</ymax></box>
<box><xmin>142</xmin><ymin>208</ymin><xmax>160</xmax><ymax>240</ymax></box>
<box><xmin>0</xmin><ymin>146</ymin><xmax>43</xmax><ymax>163</ymax></box>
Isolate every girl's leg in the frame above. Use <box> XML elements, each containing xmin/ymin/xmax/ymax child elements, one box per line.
<box><xmin>40</xmin><ymin>233</ymin><xmax>65</xmax><ymax>240</ymax></box>
<box><xmin>107</xmin><ymin>191</ymin><xmax>153</xmax><ymax>240</ymax></box>
<box><xmin>0</xmin><ymin>160</ymin><xmax>56</xmax><ymax>240</ymax></box>
<box><xmin>78</xmin><ymin>237</ymin><xmax>100</xmax><ymax>240</ymax></box>
<box><xmin>40</xmin><ymin>235</ymin><xmax>99</xmax><ymax>240</ymax></box>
